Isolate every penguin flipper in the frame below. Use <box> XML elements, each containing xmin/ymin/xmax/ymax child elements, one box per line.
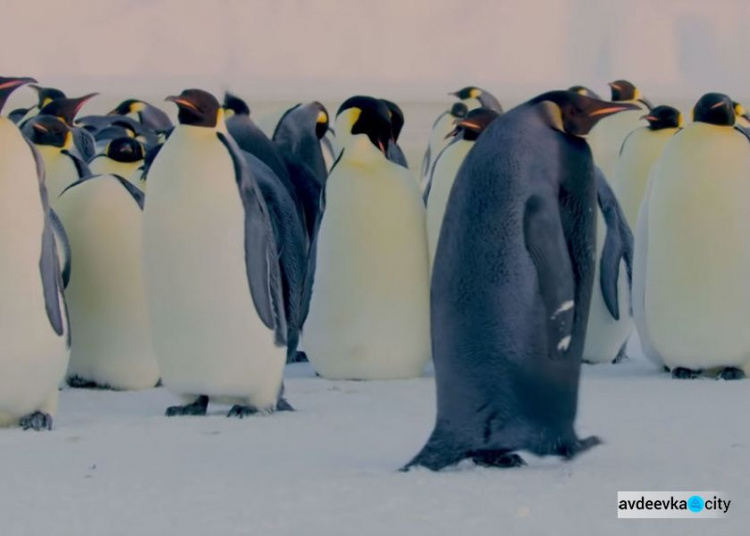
<box><xmin>523</xmin><ymin>194</ymin><xmax>576</xmax><ymax>358</ymax></box>
<box><xmin>596</xmin><ymin>170</ymin><xmax>634</xmax><ymax>320</ymax></box>
<box><xmin>111</xmin><ymin>174</ymin><xmax>145</xmax><ymax>210</ymax></box>
<box><xmin>61</xmin><ymin>149</ymin><xmax>91</xmax><ymax>179</ymax></box>
<box><xmin>73</xmin><ymin>128</ymin><xmax>96</xmax><ymax>162</ymax></box>
<box><xmin>48</xmin><ymin>209</ymin><xmax>71</xmax><ymax>288</ymax></box>
<box><xmin>218</xmin><ymin>132</ymin><xmax>288</xmax><ymax>346</ymax></box>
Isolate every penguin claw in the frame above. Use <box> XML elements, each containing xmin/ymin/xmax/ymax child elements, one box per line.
<box><xmin>558</xmin><ymin>435</ymin><xmax>602</xmax><ymax>459</ymax></box>
<box><xmin>276</xmin><ymin>398</ymin><xmax>294</xmax><ymax>412</ymax></box>
<box><xmin>288</xmin><ymin>351</ymin><xmax>309</xmax><ymax>364</ymax></box>
<box><xmin>165</xmin><ymin>395</ymin><xmax>208</xmax><ymax>417</ymax></box>
<box><xmin>20</xmin><ymin>411</ymin><xmax>53</xmax><ymax>431</ymax></box>
<box><xmin>470</xmin><ymin>450</ymin><xmax>526</xmax><ymax>468</ymax></box>
<box><xmin>612</xmin><ymin>344</ymin><xmax>628</xmax><ymax>364</ymax></box>
<box><xmin>718</xmin><ymin>368</ymin><xmax>745</xmax><ymax>381</ymax></box>
<box><xmin>671</xmin><ymin>367</ymin><xmax>700</xmax><ymax>380</ymax></box>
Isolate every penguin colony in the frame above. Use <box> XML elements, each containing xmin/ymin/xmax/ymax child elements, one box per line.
<box><xmin>0</xmin><ymin>74</ymin><xmax>746</xmax><ymax>470</ymax></box>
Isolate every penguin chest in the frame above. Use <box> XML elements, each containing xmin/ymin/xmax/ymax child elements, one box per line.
<box><xmin>426</xmin><ymin>140</ymin><xmax>473</xmax><ymax>268</ymax></box>
<box><xmin>89</xmin><ymin>158</ymin><xmax>142</xmax><ymax>188</ymax></box>
<box><xmin>143</xmin><ymin>129</ymin><xmax>282</xmax><ymax>398</ymax></box>
<box><xmin>0</xmin><ymin>122</ymin><xmax>68</xmax><ymax>415</ymax></box>
<box><xmin>37</xmin><ymin>146</ymin><xmax>80</xmax><ymax>203</ymax></box>
<box><xmin>304</xmin><ymin>159</ymin><xmax>431</xmax><ymax>379</ymax></box>
<box><xmin>56</xmin><ymin>176</ymin><xmax>158</xmax><ymax>390</ymax></box>
<box><xmin>644</xmin><ymin>125</ymin><xmax>750</xmax><ymax>366</ymax></box>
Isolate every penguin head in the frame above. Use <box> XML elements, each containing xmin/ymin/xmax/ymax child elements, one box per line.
<box><xmin>381</xmin><ymin>99</ymin><xmax>404</xmax><ymax>142</ymax></box>
<box><xmin>450</xmin><ymin>86</ymin><xmax>483</xmax><ymax>101</ymax></box>
<box><xmin>641</xmin><ymin>105</ymin><xmax>682</xmax><ymax>130</ymax></box>
<box><xmin>608</xmin><ymin>80</ymin><xmax>640</xmax><ymax>102</ymax></box>
<box><xmin>166</xmin><ymin>89</ymin><xmax>222</xmax><ymax>128</ymax></box>
<box><xmin>109</xmin><ymin>99</ymin><xmax>148</xmax><ymax>117</ymax></box>
<box><xmin>223</xmin><ymin>92</ymin><xmax>250</xmax><ymax>119</ymax></box>
<box><xmin>530</xmin><ymin>90</ymin><xmax>641</xmax><ymax>136</ymax></box>
<box><xmin>25</xmin><ymin>116</ymin><xmax>71</xmax><ymax>148</ymax></box>
<box><xmin>693</xmin><ymin>93</ymin><xmax>735</xmax><ymax>126</ymax></box>
<box><xmin>0</xmin><ymin>76</ymin><xmax>36</xmax><ymax>113</ymax></box>
<box><xmin>336</xmin><ymin>96</ymin><xmax>392</xmax><ymax>155</ymax></box>
<box><xmin>446</xmin><ymin>108</ymin><xmax>501</xmax><ymax>142</ymax></box>
<box><xmin>105</xmin><ymin>137</ymin><xmax>145</xmax><ymax>162</ymax></box>
<box><xmin>29</xmin><ymin>85</ymin><xmax>66</xmax><ymax>109</ymax></box>
<box><xmin>450</xmin><ymin>102</ymin><xmax>468</xmax><ymax>119</ymax></box>
<box><xmin>568</xmin><ymin>85</ymin><xmax>602</xmax><ymax>100</ymax></box>
<box><xmin>40</xmin><ymin>93</ymin><xmax>98</xmax><ymax>126</ymax></box>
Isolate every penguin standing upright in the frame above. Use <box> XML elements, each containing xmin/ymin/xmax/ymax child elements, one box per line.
<box><xmin>56</xmin><ymin>174</ymin><xmax>159</xmax><ymax>390</ymax></box>
<box><xmin>273</xmin><ymin>101</ymin><xmax>330</xmax><ymax>185</ymax></box>
<box><xmin>0</xmin><ymin>76</ymin><xmax>70</xmax><ymax>430</ymax></box>
<box><xmin>143</xmin><ymin>89</ymin><xmax>291</xmax><ymax>416</ymax></box>
<box><xmin>405</xmin><ymin>91</ymin><xmax>638</xmax><ymax>471</ymax></box>
<box><xmin>88</xmin><ymin>137</ymin><xmax>145</xmax><ymax>188</ymax></box>
<box><xmin>588</xmin><ymin>80</ymin><xmax>651</xmax><ymax>179</ymax></box>
<box><xmin>381</xmin><ymin>99</ymin><xmax>409</xmax><ymax>167</ymax></box>
<box><xmin>611</xmin><ymin>105</ymin><xmax>682</xmax><ymax>228</ymax></box>
<box><xmin>581</xmin><ymin>168</ymin><xmax>634</xmax><ymax>364</ymax></box>
<box><xmin>23</xmin><ymin>116</ymin><xmax>90</xmax><ymax>203</ymax></box>
<box><xmin>633</xmin><ymin>93</ymin><xmax>750</xmax><ymax>380</ymax></box>
<box><xmin>302</xmin><ymin>96</ymin><xmax>431</xmax><ymax>380</ymax></box>
<box><xmin>37</xmin><ymin>93</ymin><xmax>98</xmax><ymax>161</ymax></box>
<box><xmin>425</xmin><ymin>108</ymin><xmax>500</xmax><ymax>268</ymax></box>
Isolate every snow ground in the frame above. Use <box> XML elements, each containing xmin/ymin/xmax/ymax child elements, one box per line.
<box><xmin>1</xmin><ymin>349</ymin><xmax>748</xmax><ymax>536</ymax></box>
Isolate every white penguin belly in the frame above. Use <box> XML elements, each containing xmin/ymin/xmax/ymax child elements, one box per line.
<box><xmin>644</xmin><ymin>124</ymin><xmax>750</xmax><ymax>369</ymax></box>
<box><xmin>611</xmin><ymin>128</ymin><xmax>675</xmax><ymax>229</ymax></box>
<box><xmin>426</xmin><ymin>140</ymin><xmax>473</xmax><ymax>270</ymax></box>
<box><xmin>56</xmin><ymin>175</ymin><xmax>159</xmax><ymax>390</ymax></box>
<box><xmin>0</xmin><ymin>121</ymin><xmax>69</xmax><ymax>422</ymax></box>
<box><xmin>143</xmin><ymin>127</ymin><xmax>283</xmax><ymax>406</ymax></box>
<box><xmin>36</xmin><ymin>146</ymin><xmax>81</xmax><ymax>204</ymax></box>
<box><xmin>303</xmin><ymin>157</ymin><xmax>431</xmax><ymax>380</ymax></box>
<box><xmin>89</xmin><ymin>158</ymin><xmax>143</xmax><ymax>189</ymax></box>
<box><xmin>589</xmin><ymin>108</ymin><xmax>647</xmax><ymax>179</ymax></box>
<box><xmin>582</xmin><ymin>210</ymin><xmax>633</xmax><ymax>363</ymax></box>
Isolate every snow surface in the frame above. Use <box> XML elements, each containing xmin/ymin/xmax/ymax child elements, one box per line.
<box><xmin>2</xmin><ymin>343</ymin><xmax>748</xmax><ymax>536</ymax></box>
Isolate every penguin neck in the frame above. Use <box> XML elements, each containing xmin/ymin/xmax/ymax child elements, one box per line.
<box><xmin>341</xmin><ymin>134</ymin><xmax>387</xmax><ymax>165</ymax></box>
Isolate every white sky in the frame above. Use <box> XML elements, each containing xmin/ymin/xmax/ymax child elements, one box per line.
<box><xmin>3</xmin><ymin>0</ymin><xmax>750</xmax><ymax>101</ymax></box>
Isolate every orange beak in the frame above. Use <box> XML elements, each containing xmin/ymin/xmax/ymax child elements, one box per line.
<box><xmin>166</xmin><ymin>95</ymin><xmax>199</xmax><ymax>112</ymax></box>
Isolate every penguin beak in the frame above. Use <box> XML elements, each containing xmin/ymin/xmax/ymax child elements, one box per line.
<box><xmin>166</xmin><ymin>95</ymin><xmax>199</xmax><ymax>112</ymax></box>
<box><xmin>711</xmin><ymin>101</ymin><xmax>726</xmax><ymax>110</ymax></box>
<box><xmin>608</xmin><ymin>82</ymin><xmax>621</xmax><ymax>90</ymax></box>
<box><xmin>588</xmin><ymin>103</ymin><xmax>639</xmax><ymax>117</ymax></box>
<box><xmin>444</xmin><ymin>128</ymin><xmax>459</xmax><ymax>139</ymax></box>
<box><xmin>640</xmin><ymin>114</ymin><xmax>657</xmax><ymax>122</ymax></box>
<box><xmin>0</xmin><ymin>77</ymin><xmax>37</xmax><ymax>91</ymax></box>
<box><xmin>32</xmin><ymin>123</ymin><xmax>48</xmax><ymax>133</ymax></box>
<box><xmin>377</xmin><ymin>140</ymin><xmax>387</xmax><ymax>155</ymax></box>
<box><xmin>70</xmin><ymin>93</ymin><xmax>98</xmax><ymax>116</ymax></box>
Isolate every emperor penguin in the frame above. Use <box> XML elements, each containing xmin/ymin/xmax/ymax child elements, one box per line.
<box><xmin>143</xmin><ymin>88</ymin><xmax>291</xmax><ymax>416</ymax></box>
<box><xmin>56</xmin><ymin>174</ymin><xmax>159</xmax><ymax>390</ymax></box>
<box><xmin>108</xmin><ymin>99</ymin><xmax>173</xmax><ymax>132</ymax></box>
<box><xmin>38</xmin><ymin>93</ymin><xmax>99</xmax><ymax>161</ymax></box>
<box><xmin>449</xmin><ymin>86</ymin><xmax>504</xmax><ymax>113</ymax></box>
<box><xmin>89</xmin><ymin>137</ymin><xmax>145</xmax><ymax>188</ymax></box>
<box><xmin>302</xmin><ymin>96</ymin><xmax>431</xmax><ymax>380</ymax></box>
<box><xmin>24</xmin><ymin>116</ymin><xmax>91</xmax><ymax>204</ymax></box>
<box><xmin>0</xmin><ymin>76</ymin><xmax>70</xmax><ymax>430</ymax></box>
<box><xmin>611</xmin><ymin>105</ymin><xmax>682</xmax><ymax>228</ymax></box>
<box><xmin>733</xmin><ymin>101</ymin><xmax>750</xmax><ymax>129</ymax></box>
<box><xmin>588</xmin><ymin>79</ymin><xmax>651</xmax><ymax>179</ymax></box>
<box><xmin>273</xmin><ymin>101</ymin><xmax>330</xmax><ymax>185</ymax></box>
<box><xmin>425</xmin><ymin>108</ymin><xmax>500</xmax><ymax>268</ymax></box>
<box><xmin>568</xmin><ymin>86</ymin><xmax>602</xmax><ymax>99</ymax></box>
<box><xmin>581</xmin><ymin>169</ymin><xmax>634</xmax><ymax>364</ymax></box>
<box><xmin>404</xmin><ymin>91</ymin><xmax>639</xmax><ymax>471</ymax></box>
<box><xmin>633</xmin><ymin>93</ymin><xmax>750</xmax><ymax>380</ymax></box>
<box><xmin>381</xmin><ymin>99</ymin><xmax>409</xmax><ymax>168</ymax></box>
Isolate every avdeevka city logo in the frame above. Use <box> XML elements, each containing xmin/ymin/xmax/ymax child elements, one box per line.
<box><xmin>687</xmin><ymin>495</ymin><xmax>704</xmax><ymax>513</ymax></box>
<box><xmin>617</xmin><ymin>492</ymin><xmax>730</xmax><ymax>519</ymax></box>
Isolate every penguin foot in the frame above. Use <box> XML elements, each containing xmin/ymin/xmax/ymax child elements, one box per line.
<box><xmin>276</xmin><ymin>398</ymin><xmax>294</xmax><ymax>412</ymax></box>
<box><xmin>718</xmin><ymin>368</ymin><xmax>745</xmax><ymax>381</ymax></box>
<box><xmin>20</xmin><ymin>411</ymin><xmax>53</xmax><ymax>431</ymax></box>
<box><xmin>470</xmin><ymin>450</ymin><xmax>526</xmax><ymax>469</ymax></box>
<box><xmin>165</xmin><ymin>395</ymin><xmax>209</xmax><ymax>417</ymax></box>
<box><xmin>558</xmin><ymin>435</ymin><xmax>602</xmax><ymax>459</ymax></box>
<box><xmin>612</xmin><ymin>344</ymin><xmax>628</xmax><ymax>364</ymax></box>
<box><xmin>663</xmin><ymin>365</ymin><xmax>671</xmax><ymax>373</ymax></box>
<box><xmin>227</xmin><ymin>405</ymin><xmax>260</xmax><ymax>418</ymax></box>
<box><xmin>671</xmin><ymin>367</ymin><xmax>700</xmax><ymax>380</ymax></box>
<box><xmin>288</xmin><ymin>351</ymin><xmax>309</xmax><ymax>364</ymax></box>
<box><xmin>67</xmin><ymin>376</ymin><xmax>102</xmax><ymax>389</ymax></box>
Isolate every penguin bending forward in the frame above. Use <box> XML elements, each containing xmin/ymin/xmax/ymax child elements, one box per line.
<box><xmin>404</xmin><ymin>91</ymin><xmax>638</xmax><ymax>470</ymax></box>
<box><xmin>143</xmin><ymin>89</ymin><xmax>292</xmax><ymax>416</ymax></box>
